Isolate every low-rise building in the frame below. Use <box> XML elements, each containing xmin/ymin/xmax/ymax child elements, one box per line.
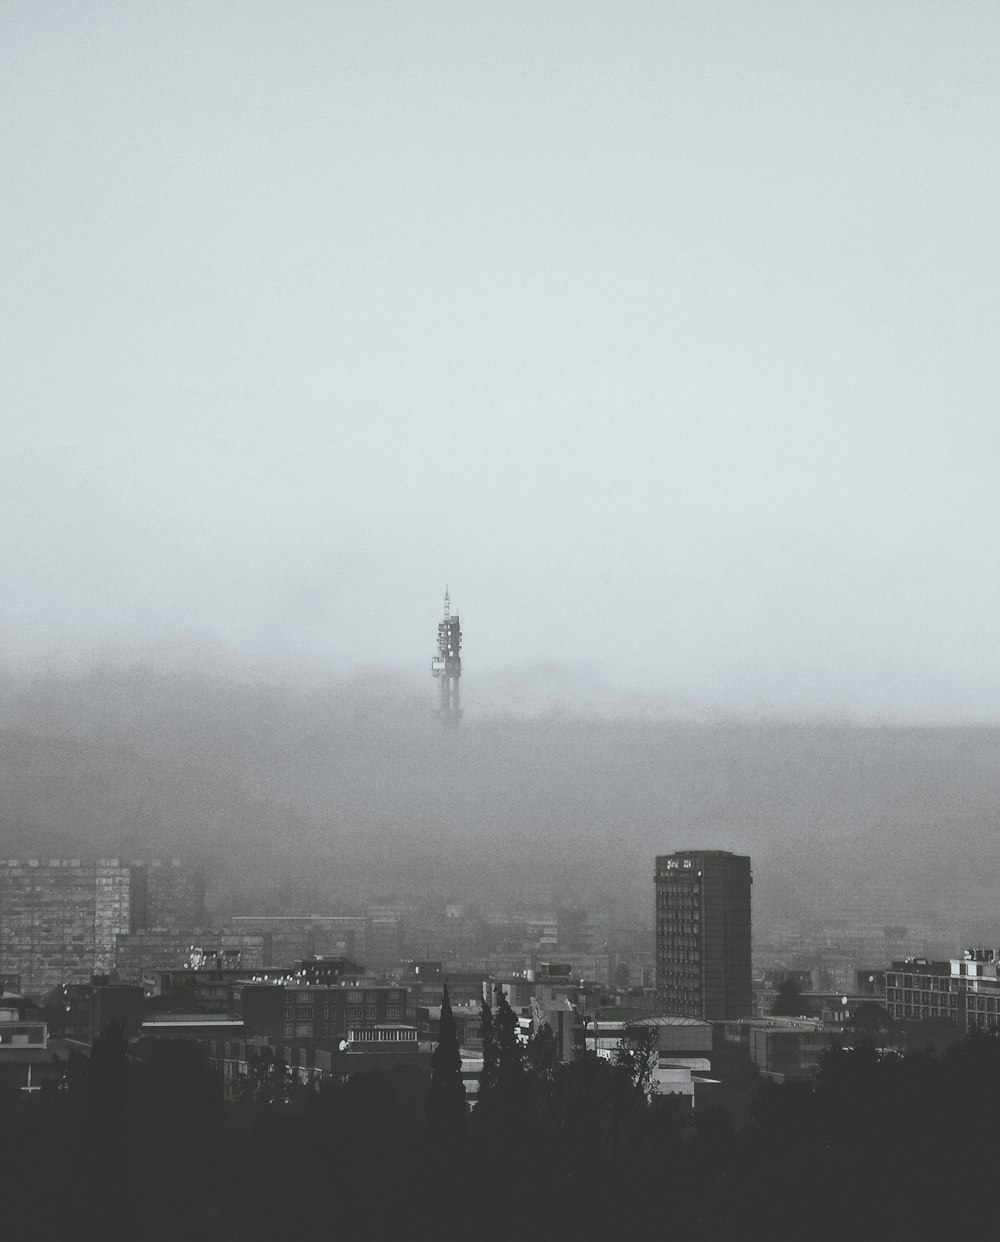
<box><xmin>151</xmin><ymin>965</ymin><xmax>265</xmax><ymax>1014</ymax></box>
<box><xmin>721</xmin><ymin>1017</ymin><xmax>829</xmax><ymax>1079</ymax></box>
<box><xmin>583</xmin><ymin>1013</ymin><xmax>714</xmax><ymax>1103</ymax></box>
<box><xmin>416</xmin><ymin>1001</ymin><xmax>482</xmax><ymax>1046</ymax></box>
<box><xmin>0</xmin><ymin>997</ymin><xmax>46</xmax><ymax>1050</ymax></box>
<box><xmin>295</xmin><ymin>956</ymin><xmax>369</xmax><ymax>986</ymax></box>
<box><xmin>884</xmin><ymin>949</ymin><xmax>1000</xmax><ymax>1034</ymax></box>
<box><xmin>228</xmin><ymin>916</ymin><xmax>369</xmax><ymax>967</ymax></box>
<box><xmin>630</xmin><ymin>1014</ymin><xmax>714</xmax><ymax>1057</ymax></box>
<box><xmin>203</xmin><ymin>1033</ymin><xmax>429</xmax><ymax>1102</ymax></box>
<box><xmin>0</xmin><ymin>994</ymin><xmax>85</xmax><ymax>1098</ymax></box>
<box><xmin>749</xmin><ymin>1021</ymin><xmax>827</xmax><ymax>1079</ymax></box>
<box><xmin>141</xmin><ymin>1013</ymin><xmax>246</xmax><ymax>1040</ymax></box>
<box><xmin>241</xmin><ymin>981</ymin><xmax>409</xmax><ymax>1042</ymax></box>
<box><xmin>41</xmin><ymin>979</ymin><xmax>144</xmax><ymax>1042</ymax></box>
<box><xmin>400</xmin><ymin>962</ymin><xmax>491</xmax><ymax>1011</ymax></box>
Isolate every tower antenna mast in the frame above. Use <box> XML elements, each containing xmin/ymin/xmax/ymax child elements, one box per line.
<box><xmin>431</xmin><ymin>587</ymin><xmax>462</xmax><ymax>728</ymax></box>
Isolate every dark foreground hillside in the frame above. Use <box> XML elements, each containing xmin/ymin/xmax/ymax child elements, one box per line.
<box><xmin>3</xmin><ymin>1025</ymin><xmax>999</xmax><ymax>1242</ymax></box>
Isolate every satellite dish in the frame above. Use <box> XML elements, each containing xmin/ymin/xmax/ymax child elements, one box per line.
<box><xmin>339</xmin><ymin>1039</ymin><xmax>349</xmax><ymax>1052</ymax></box>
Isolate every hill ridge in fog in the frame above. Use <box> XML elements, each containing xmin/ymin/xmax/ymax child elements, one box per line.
<box><xmin>1</xmin><ymin>667</ymin><xmax>998</xmax><ymax>927</ymax></box>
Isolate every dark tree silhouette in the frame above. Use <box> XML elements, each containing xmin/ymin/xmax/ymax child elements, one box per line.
<box><xmin>87</xmin><ymin>1018</ymin><xmax>129</xmax><ymax>1143</ymax></box>
<box><xmin>770</xmin><ymin>978</ymin><xmax>812</xmax><ymax>1016</ymax></box>
<box><xmin>525</xmin><ymin>1019</ymin><xmax>558</xmax><ymax>1084</ymax></box>
<box><xmin>475</xmin><ymin>985</ymin><xmax>527</xmax><ymax>1146</ymax></box>
<box><xmin>492</xmin><ymin>986</ymin><xmax>524</xmax><ymax>1091</ymax></box>
<box><xmin>426</xmin><ymin>982</ymin><xmax>467</xmax><ymax>1145</ymax></box>
<box><xmin>235</xmin><ymin>1045</ymin><xmax>306</xmax><ymax>1111</ymax></box>
<box><xmin>612</xmin><ymin>1025</ymin><xmax>659</xmax><ymax>1098</ymax></box>
<box><xmin>478</xmin><ymin>991</ymin><xmax>497</xmax><ymax>1099</ymax></box>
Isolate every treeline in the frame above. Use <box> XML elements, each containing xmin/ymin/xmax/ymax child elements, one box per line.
<box><xmin>4</xmin><ymin>1010</ymin><xmax>1000</xmax><ymax>1241</ymax></box>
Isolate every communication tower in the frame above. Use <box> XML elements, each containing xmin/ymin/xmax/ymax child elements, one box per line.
<box><xmin>431</xmin><ymin>588</ymin><xmax>462</xmax><ymax>728</ymax></box>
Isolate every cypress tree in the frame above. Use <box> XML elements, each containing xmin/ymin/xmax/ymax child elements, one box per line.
<box><xmin>479</xmin><ymin>991</ymin><xmax>498</xmax><ymax>1099</ymax></box>
<box><xmin>492</xmin><ymin>986</ymin><xmax>524</xmax><ymax>1092</ymax></box>
<box><xmin>475</xmin><ymin>985</ymin><xmax>527</xmax><ymax>1141</ymax></box>
<box><xmin>427</xmin><ymin>983</ymin><xmax>467</xmax><ymax>1144</ymax></box>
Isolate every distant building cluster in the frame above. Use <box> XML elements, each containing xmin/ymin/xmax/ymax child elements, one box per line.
<box><xmin>2</xmin><ymin>838</ymin><xmax>993</xmax><ymax>1106</ymax></box>
<box><xmin>754</xmin><ymin>908</ymin><xmax>958</xmax><ymax>996</ymax></box>
<box><xmin>0</xmin><ymin>858</ymin><xmax>204</xmax><ymax>995</ymax></box>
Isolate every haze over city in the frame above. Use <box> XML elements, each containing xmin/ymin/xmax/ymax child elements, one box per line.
<box><xmin>2</xmin><ymin>2</ymin><xmax>998</xmax><ymax>721</ymax></box>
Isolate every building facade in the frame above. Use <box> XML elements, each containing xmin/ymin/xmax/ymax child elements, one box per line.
<box><xmin>719</xmin><ymin>1016</ymin><xmax>828</xmax><ymax>1078</ymax></box>
<box><xmin>655</xmin><ymin>850</ymin><xmax>752</xmax><ymax>1020</ymax></box>
<box><xmin>884</xmin><ymin>949</ymin><xmax>1000</xmax><ymax>1033</ymax></box>
<box><xmin>228</xmin><ymin>915</ymin><xmax>368</xmax><ymax>966</ymax></box>
<box><xmin>0</xmin><ymin>858</ymin><xmax>208</xmax><ymax>996</ymax></box>
<box><xmin>129</xmin><ymin>859</ymin><xmax>206</xmax><ymax>930</ymax></box>
<box><xmin>241</xmin><ymin>982</ymin><xmax>409</xmax><ymax>1041</ymax></box>
<box><xmin>0</xmin><ymin>859</ymin><xmax>133</xmax><ymax>995</ymax></box>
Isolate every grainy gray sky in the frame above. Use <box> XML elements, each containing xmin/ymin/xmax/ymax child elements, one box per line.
<box><xmin>2</xmin><ymin>2</ymin><xmax>998</xmax><ymax>719</ymax></box>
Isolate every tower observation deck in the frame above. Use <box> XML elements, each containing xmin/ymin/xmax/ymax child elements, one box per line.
<box><xmin>431</xmin><ymin>588</ymin><xmax>462</xmax><ymax>728</ymax></box>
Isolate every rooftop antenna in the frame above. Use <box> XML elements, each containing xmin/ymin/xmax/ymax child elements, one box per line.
<box><xmin>431</xmin><ymin>587</ymin><xmax>462</xmax><ymax>728</ymax></box>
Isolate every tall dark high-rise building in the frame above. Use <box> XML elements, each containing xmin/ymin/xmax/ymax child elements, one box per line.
<box><xmin>654</xmin><ymin>850</ymin><xmax>752</xmax><ymax>1020</ymax></box>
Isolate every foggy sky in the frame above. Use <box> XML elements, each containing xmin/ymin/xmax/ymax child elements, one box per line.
<box><xmin>3</xmin><ymin>3</ymin><xmax>999</xmax><ymax>720</ymax></box>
